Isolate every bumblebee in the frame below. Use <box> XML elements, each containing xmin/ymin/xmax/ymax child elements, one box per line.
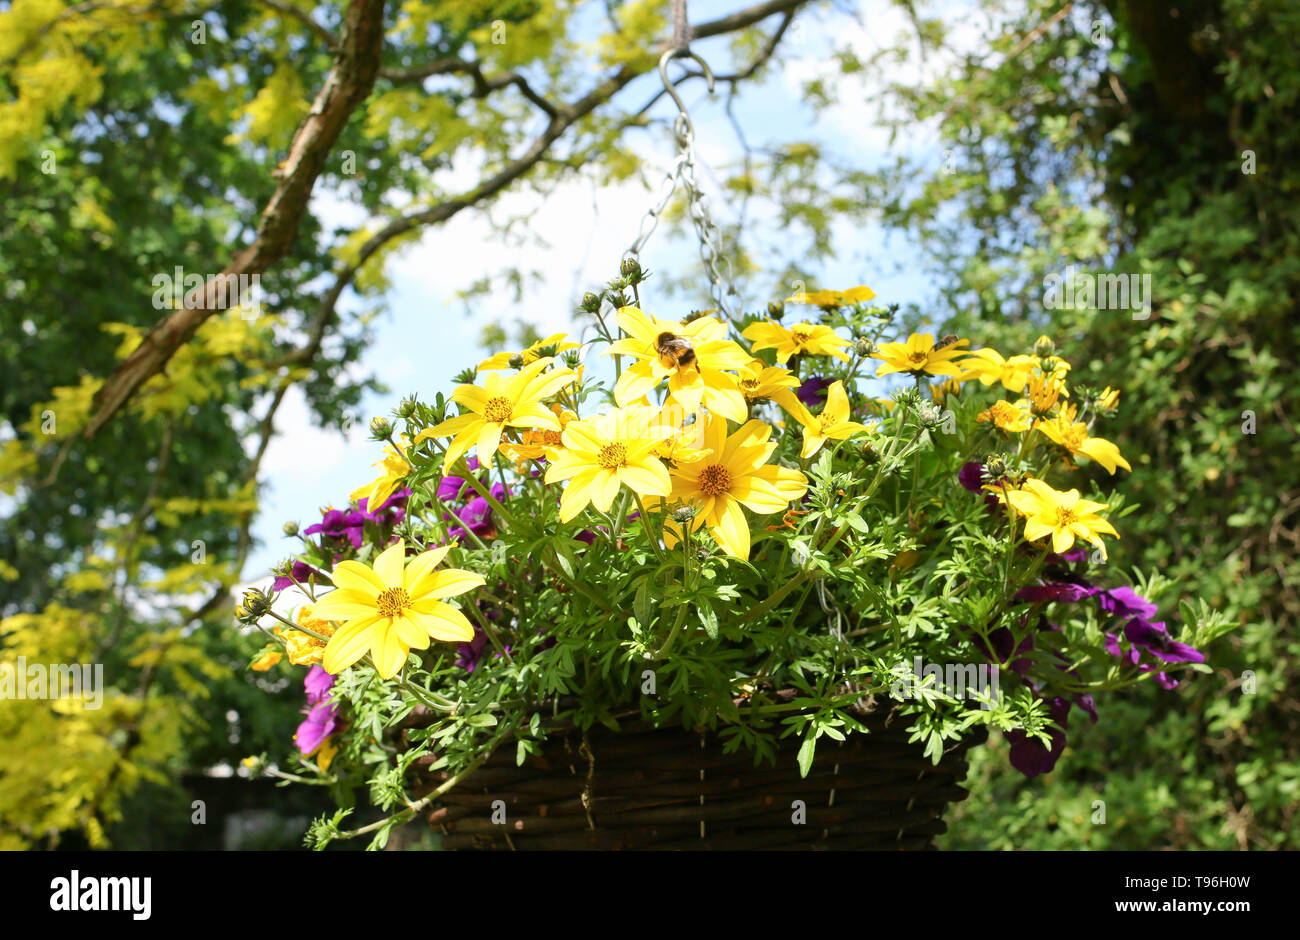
<box><xmin>655</xmin><ymin>331</ymin><xmax>696</xmax><ymax>368</ymax></box>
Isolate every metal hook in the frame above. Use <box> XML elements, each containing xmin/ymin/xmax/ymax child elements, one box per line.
<box><xmin>657</xmin><ymin>46</ymin><xmax>715</xmax><ymax>122</ymax></box>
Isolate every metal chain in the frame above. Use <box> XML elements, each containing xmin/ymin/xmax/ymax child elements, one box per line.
<box><xmin>625</xmin><ymin>46</ymin><xmax>739</xmax><ymax>319</ymax></box>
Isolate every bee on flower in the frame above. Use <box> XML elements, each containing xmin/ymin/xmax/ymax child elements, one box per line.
<box><xmin>872</xmin><ymin>333</ymin><xmax>970</xmax><ymax>378</ymax></box>
<box><xmin>608</xmin><ymin>307</ymin><xmax>752</xmax><ymax>421</ymax></box>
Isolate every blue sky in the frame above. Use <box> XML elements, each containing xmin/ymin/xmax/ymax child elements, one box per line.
<box><xmin>243</xmin><ymin>1</ymin><xmax>972</xmax><ymax>582</ymax></box>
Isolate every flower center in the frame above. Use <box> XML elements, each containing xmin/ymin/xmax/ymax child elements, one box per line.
<box><xmin>697</xmin><ymin>463</ymin><xmax>732</xmax><ymax>496</ymax></box>
<box><xmin>542</xmin><ymin>430</ymin><xmax>564</xmax><ymax>446</ymax></box>
<box><xmin>1063</xmin><ymin>425</ymin><xmax>1086</xmax><ymax>448</ymax></box>
<box><xmin>907</xmin><ymin>350</ymin><xmax>930</xmax><ymax>366</ymax></box>
<box><xmin>376</xmin><ymin>587</ymin><xmax>411</xmax><ymax>618</ymax></box>
<box><xmin>483</xmin><ymin>397</ymin><xmax>513</xmax><ymax>423</ymax></box>
<box><xmin>1053</xmin><ymin>507</ymin><xmax>1078</xmax><ymax>528</ymax></box>
<box><xmin>819</xmin><ymin>413</ymin><xmax>837</xmax><ymax>432</ymax></box>
<box><xmin>792</xmin><ymin>329</ymin><xmax>811</xmax><ymax>344</ymax></box>
<box><xmin>597</xmin><ymin>442</ymin><xmax>627</xmax><ymax>470</ymax></box>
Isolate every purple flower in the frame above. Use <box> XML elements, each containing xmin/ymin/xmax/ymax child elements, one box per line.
<box><xmin>358</xmin><ymin>486</ymin><xmax>409</xmax><ymax>523</ymax></box>
<box><xmin>304</xmin><ymin>665</ymin><xmax>335</xmax><ymax>705</ymax></box>
<box><xmin>437</xmin><ymin>458</ymin><xmax>481</xmax><ymax>502</ymax></box>
<box><xmin>455</xmin><ymin>624</ymin><xmax>511</xmax><ymax>673</ymax></box>
<box><xmin>1006</xmin><ymin>696</ymin><xmax>1070</xmax><ymax>778</ymax></box>
<box><xmin>296</xmin><ymin>667</ymin><xmax>338</xmax><ymax>755</ymax></box>
<box><xmin>958</xmin><ymin>461</ymin><xmax>985</xmax><ymax>494</ymax></box>
<box><xmin>1016</xmin><ymin>582</ymin><xmax>1097</xmax><ymax>605</ymax></box>
<box><xmin>295</xmin><ymin>703</ymin><xmax>337</xmax><ymax>755</ymax></box>
<box><xmin>1123</xmin><ymin>618</ymin><xmax>1205</xmax><ymax>664</ymax></box>
<box><xmin>795</xmin><ymin>375</ymin><xmax>833</xmax><ymax>408</ymax></box>
<box><xmin>304</xmin><ymin>507</ymin><xmax>368</xmax><ymax>549</ymax></box>
<box><xmin>272</xmin><ymin>560</ymin><xmax>325</xmax><ymax>592</ymax></box>
<box><xmin>1097</xmin><ymin>586</ymin><xmax>1159</xmax><ymax>622</ymax></box>
<box><xmin>445</xmin><ymin>482</ymin><xmax>507</xmax><ymax>542</ymax></box>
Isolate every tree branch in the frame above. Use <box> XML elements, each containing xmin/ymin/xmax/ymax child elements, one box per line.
<box><xmin>83</xmin><ymin>0</ymin><xmax>388</xmax><ymax>439</ymax></box>
<box><xmin>81</xmin><ymin>0</ymin><xmax>811</xmax><ymax>438</ymax></box>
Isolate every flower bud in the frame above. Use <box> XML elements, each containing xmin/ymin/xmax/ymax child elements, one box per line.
<box><xmin>369</xmin><ymin>416</ymin><xmax>392</xmax><ymax>439</ymax></box>
<box><xmin>767</xmin><ymin>301</ymin><xmax>785</xmax><ymax>321</ymax></box>
<box><xmin>561</xmin><ymin>351</ymin><xmax>581</xmax><ymax>368</ymax></box>
<box><xmin>1034</xmin><ymin>334</ymin><xmax>1056</xmax><ymax>358</ymax></box>
<box><xmin>620</xmin><ymin>257</ymin><xmax>645</xmax><ymax>283</ymax></box>
<box><xmin>580</xmin><ymin>292</ymin><xmax>601</xmax><ymax>314</ymax></box>
<box><xmin>398</xmin><ymin>396</ymin><xmax>419</xmax><ymax>419</ymax></box>
<box><xmin>238</xmin><ymin>588</ymin><xmax>272</xmax><ymax>621</ymax></box>
<box><xmin>854</xmin><ymin>337</ymin><xmax>875</xmax><ymax>357</ymax></box>
<box><xmin>984</xmin><ymin>454</ymin><xmax>1009</xmax><ymax>480</ymax></box>
<box><xmin>672</xmin><ymin>505</ymin><xmax>698</xmax><ymax>524</ymax></box>
<box><xmin>282</xmin><ymin>521</ymin><xmax>300</xmax><ymax>537</ymax></box>
<box><xmin>508</xmin><ymin>353</ymin><xmax>525</xmax><ymax>370</ymax></box>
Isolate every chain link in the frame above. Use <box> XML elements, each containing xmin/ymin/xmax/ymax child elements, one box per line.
<box><xmin>625</xmin><ymin>49</ymin><xmax>739</xmax><ymax>319</ymax></box>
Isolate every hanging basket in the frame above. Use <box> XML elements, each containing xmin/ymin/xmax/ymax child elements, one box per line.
<box><xmin>412</xmin><ymin>699</ymin><xmax>983</xmax><ymax>851</ymax></box>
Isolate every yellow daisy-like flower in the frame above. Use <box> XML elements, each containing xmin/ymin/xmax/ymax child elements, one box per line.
<box><xmin>960</xmin><ymin>347</ymin><xmax>1036</xmax><ymax>392</ymax></box>
<box><xmin>500</xmin><ymin>403</ymin><xmax>575</xmax><ymax>465</ymax></box>
<box><xmin>250</xmin><ymin>649</ymin><xmax>282</xmax><ymax>671</ymax></box>
<box><xmin>737</xmin><ymin>358</ymin><xmax>805</xmax><ymax>419</ymax></box>
<box><xmin>1005</xmin><ymin>478</ymin><xmax>1119</xmax><ymax>554</ymax></box>
<box><xmin>872</xmin><ymin>333</ymin><xmax>970</xmax><ymax>378</ymax></box>
<box><xmin>638</xmin><ymin>400</ymin><xmax>712</xmax><ymax>465</ymax></box>
<box><xmin>784</xmin><ymin>285</ymin><xmax>877</xmax><ymax>307</ymax></box>
<box><xmin>792</xmin><ymin>380</ymin><xmax>871</xmax><ymax>459</ymax></box>
<box><xmin>651</xmin><ymin>414</ymin><xmax>808</xmax><ymax>559</ymax></box>
<box><xmin>274</xmin><ymin>605</ymin><xmax>338</xmax><ymax>666</ymax></box>
<box><xmin>1096</xmin><ymin>386</ymin><xmax>1121</xmax><ymax>411</ymax></box>
<box><xmin>741</xmin><ymin>320</ymin><xmax>851</xmax><ymax>364</ymax></box>
<box><xmin>543</xmin><ymin>407</ymin><xmax>674</xmax><ymax>522</ymax></box>
<box><xmin>1035</xmin><ymin>407</ymin><xmax>1131</xmax><ymax>474</ymax></box>
<box><xmin>478</xmin><ymin>333</ymin><xmax>580</xmax><ymax>371</ymax></box>
<box><xmin>609</xmin><ymin>307</ymin><xmax>752</xmax><ymax>421</ymax></box>
<box><xmin>977</xmin><ymin>399</ymin><xmax>1035</xmax><ymax>433</ymax></box>
<box><xmin>419</xmin><ymin>357</ymin><xmax>576</xmax><ymax>468</ymax></box>
<box><xmin>350</xmin><ymin>438</ymin><xmax>411</xmax><ymax>510</ymax></box>
<box><xmin>311</xmin><ymin>540</ymin><xmax>484</xmax><ymax>680</ymax></box>
<box><xmin>1025</xmin><ymin>368</ymin><xmax>1068</xmax><ymax>415</ymax></box>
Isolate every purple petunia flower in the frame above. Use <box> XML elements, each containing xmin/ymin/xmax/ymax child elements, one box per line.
<box><xmin>1016</xmin><ymin>582</ymin><xmax>1097</xmax><ymax>605</ymax></box>
<box><xmin>296</xmin><ymin>667</ymin><xmax>338</xmax><ymax>755</ymax></box>
<box><xmin>1097</xmin><ymin>586</ymin><xmax>1159</xmax><ymax>622</ymax></box>
<box><xmin>272</xmin><ymin>560</ymin><xmax>325</xmax><ymax>592</ymax></box>
<box><xmin>445</xmin><ymin>482</ymin><xmax>508</xmax><ymax>542</ymax></box>
<box><xmin>1122</xmin><ymin>617</ymin><xmax>1205</xmax><ymax>664</ymax></box>
<box><xmin>455</xmin><ymin>624</ymin><xmax>512</xmax><ymax>673</ymax></box>
<box><xmin>304</xmin><ymin>665</ymin><xmax>335</xmax><ymax>705</ymax></box>
<box><xmin>358</xmin><ymin>486</ymin><xmax>409</xmax><ymax>524</ymax></box>
<box><xmin>1006</xmin><ymin>696</ymin><xmax>1071</xmax><ymax>778</ymax></box>
<box><xmin>795</xmin><ymin>375</ymin><xmax>833</xmax><ymax>408</ymax></box>
<box><xmin>303</xmin><ymin>507</ymin><xmax>368</xmax><ymax>549</ymax></box>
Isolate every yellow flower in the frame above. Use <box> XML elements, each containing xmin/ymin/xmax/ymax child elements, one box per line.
<box><xmin>543</xmin><ymin>407</ymin><xmax>673</xmax><ymax>522</ymax></box>
<box><xmin>638</xmin><ymin>401</ymin><xmax>712</xmax><ymax>464</ymax></box>
<box><xmin>250</xmin><ymin>649</ymin><xmax>282</xmax><ymax>671</ymax></box>
<box><xmin>314</xmin><ymin>738</ymin><xmax>339</xmax><ymax>773</ymax></box>
<box><xmin>1025</xmin><ymin>368</ymin><xmax>1068</xmax><ymax>415</ymax></box>
<box><xmin>792</xmin><ymin>380</ymin><xmax>870</xmax><ymax>459</ymax></box>
<box><xmin>1096</xmin><ymin>386</ymin><xmax>1120</xmax><ymax>411</ymax></box>
<box><xmin>872</xmin><ymin>333</ymin><xmax>970</xmax><ymax>378</ymax></box>
<box><xmin>651</xmin><ymin>414</ymin><xmax>808</xmax><ymax>559</ymax></box>
<box><xmin>977</xmin><ymin>399</ymin><xmax>1034</xmax><ymax>433</ymax></box>
<box><xmin>931</xmin><ymin>376</ymin><xmax>965</xmax><ymax>406</ymax></box>
<box><xmin>500</xmin><ymin>404</ymin><xmax>575</xmax><ymax>464</ymax></box>
<box><xmin>478</xmin><ymin>333</ymin><xmax>580</xmax><ymax>371</ymax></box>
<box><xmin>311</xmin><ymin>540</ymin><xmax>484</xmax><ymax>679</ymax></box>
<box><xmin>609</xmin><ymin>307</ymin><xmax>752</xmax><ymax>421</ymax></box>
<box><xmin>419</xmin><ymin>357</ymin><xmax>576</xmax><ymax>468</ymax></box>
<box><xmin>741</xmin><ymin>320</ymin><xmax>851</xmax><ymax>364</ymax></box>
<box><xmin>350</xmin><ymin>438</ymin><xmax>411</xmax><ymax>510</ymax></box>
<box><xmin>1006</xmin><ymin>478</ymin><xmax>1119</xmax><ymax>554</ymax></box>
<box><xmin>737</xmin><ymin>358</ymin><xmax>805</xmax><ymax>419</ymax></box>
<box><xmin>1036</xmin><ymin>408</ymin><xmax>1131</xmax><ymax>474</ymax></box>
<box><xmin>960</xmin><ymin>348</ymin><xmax>1035</xmax><ymax>392</ymax></box>
<box><xmin>784</xmin><ymin>285</ymin><xmax>876</xmax><ymax>307</ymax></box>
<box><xmin>274</xmin><ymin>605</ymin><xmax>337</xmax><ymax>666</ymax></box>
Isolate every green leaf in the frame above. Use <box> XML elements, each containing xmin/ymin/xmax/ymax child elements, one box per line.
<box><xmin>797</xmin><ymin>733</ymin><xmax>817</xmax><ymax>777</ymax></box>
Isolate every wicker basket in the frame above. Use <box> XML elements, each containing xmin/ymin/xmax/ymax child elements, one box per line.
<box><xmin>414</xmin><ymin>702</ymin><xmax>982</xmax><ymax>850</ymax></box>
